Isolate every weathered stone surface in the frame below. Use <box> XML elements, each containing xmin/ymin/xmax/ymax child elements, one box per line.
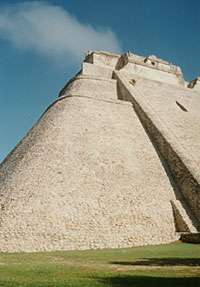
<box><xmin>114</xmin><ymin>70</ymin><xmax>200</xmax><ymax>224</ymax></box>
<box><xmin>188</xmin><ymin>77</ymin><xmax>200</xmax><ymax>91</ymax></box>
<box><xmin>181</xmin><ymin>232</ymin><xmax>200</xmax><ymax>244</ymax></box>
<box><xmin>171</xmin><ymin>200</ymin><xmax>198</xmax><ymax>232</ymax></box>
<box><xmin>0</xmin><ymin>50</ymin><xmax>199</xmax><ymax>252</ymax></box>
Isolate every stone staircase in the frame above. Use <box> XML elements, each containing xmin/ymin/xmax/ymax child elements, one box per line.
<box><xmin>114</xmin><ymin>70</ymin><xmax>200</xmax><ymax>243</ymax></box>
<box><xmin>170</xmin><ymin>199</ymin><xmax>200</xmax><ymax>243</ymax></box>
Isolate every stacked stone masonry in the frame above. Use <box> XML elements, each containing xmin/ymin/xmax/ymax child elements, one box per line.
<box><xmin>0</xmin><ymin>50</ymin><xmax>199</xmax><ymax>252</ymax></box>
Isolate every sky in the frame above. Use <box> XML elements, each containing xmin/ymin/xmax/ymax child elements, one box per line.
<box><xmin>0</xmin><ymin>0</ymin><xmax>199</xmax><ymax>163</ymax></box>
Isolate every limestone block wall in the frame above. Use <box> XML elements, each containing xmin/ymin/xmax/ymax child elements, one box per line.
<box><xmin>0</xmin><ymin>92</ymin><xmax>179</xmax><ymax>252</ymax></box>
<box><xmin>85</xmin><ymin>50</ymin><xmax>120</xmax><ymax>68</ymax></box>
<box><xmin>181</xmin><ymin>233</ymin><xmax>200</xmax><ymax>244</ymax></box>
<box><xmin>114</xmin><ymin>70</ymin><xmax>200</xmax><ymax>227</ymax></box>
<box><xmin>116</xmin><ymin>51</ymin><xmax>184</xmax><ymax>86</ymax></box>
<box><xmin>121</xmin><ymin>63</ymin><xmax>184</xmax><ymax>86</ymax></box>
<box><xmin>1</xmin><ymin>50</ymin><xmax>199</xmax><ymax>253</ymax></box>
<box><xmin>59</xmin><ymin>74</ymin><xmax>117</xmax><ymax>101</ymax></box>
<box><xmin>171</xmin><ymin>200</ymin><xmax>198</xmax><ymax>232</ymax></box>
<box><xmin>82</xmin><ymin>62</ymin><xmax>114</xmax><ymax>79</ymax></box>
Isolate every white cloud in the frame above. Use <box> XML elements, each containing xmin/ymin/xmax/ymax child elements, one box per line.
<box><xmin>0</xmin><ymin>1</ymin><xmax>121</xmax><ymax>62</ymax></box>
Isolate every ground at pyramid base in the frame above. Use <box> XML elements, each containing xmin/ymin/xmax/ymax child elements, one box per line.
<box><xmin>0</xmin><ymin>50</ymin><xmax>200</xmax><ymax>253</ymax></box>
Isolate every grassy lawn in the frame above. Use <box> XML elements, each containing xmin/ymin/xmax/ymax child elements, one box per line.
<box><xmin>0</xmin><ymin>243</ymin><xmax>199</xmax><ymax>286</ymax></box>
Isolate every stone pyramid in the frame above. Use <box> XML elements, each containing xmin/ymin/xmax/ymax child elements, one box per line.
<box><xmin>0</xmin><ymin>51</ymin><xmax>199</xmax><ymax>252</ymax></box>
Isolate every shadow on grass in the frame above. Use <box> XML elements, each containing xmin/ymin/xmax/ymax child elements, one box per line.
<box><xmin>110</xmin><ymin>257</ymin><xmax>200</xmax><ymax>267</ymax></box>
<box><xmin>97</xmin><ymin>275</ymin><xmax>200</xmax><ymax>287</ymax></box>
<box><xmin>0</xmin><ymin>275</ymin><xmax>200</xmax><ymax>287</ymax></box>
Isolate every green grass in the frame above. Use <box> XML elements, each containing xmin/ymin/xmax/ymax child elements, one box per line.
<box><xmin>0</xmin><ymin>243</ymin><xmax>199</xmax><ymax>286</ymax></box>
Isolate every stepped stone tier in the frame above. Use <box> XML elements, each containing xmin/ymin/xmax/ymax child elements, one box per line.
<box><xmin>0</xmin><ymin>50</ymin><xmax>200</xmax><ymax>253</ymax></box>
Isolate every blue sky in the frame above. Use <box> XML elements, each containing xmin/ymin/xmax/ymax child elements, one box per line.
<box><xmin>0</xmin><ymin>0</ymin><xmax>199</xmax><ymax>163</ymax></box>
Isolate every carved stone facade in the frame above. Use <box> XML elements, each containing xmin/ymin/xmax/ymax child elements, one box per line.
<box><xmin>0</xmin><ymin>50</ymin><xmax>199</xmax><ymax>252</ymax></box>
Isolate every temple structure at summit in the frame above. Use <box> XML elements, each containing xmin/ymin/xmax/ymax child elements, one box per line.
<box><xmin>0</xmin><ymin>50</ymin><xmax>199</xmax><ymax>252</ymax></box>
